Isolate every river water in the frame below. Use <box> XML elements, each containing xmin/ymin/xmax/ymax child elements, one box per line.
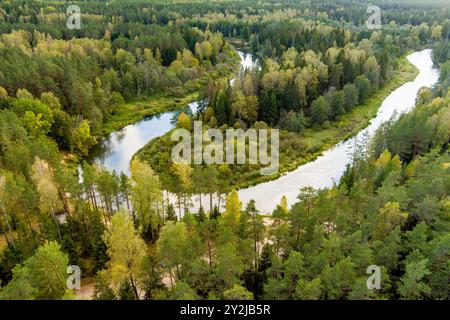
<box><xmin>90</xmin><ymin>49</ymin><xmax>439</xmax><ymax>214</ymax></box>
<box><xmin>238</xmin><ymin>49</ymin><xmax>439</xmax><ymax>213</ymax></box>
<box><xmin>89</xmin><ymin>51</ymin><xmax>256</xmax><ymax>175</ymax></box>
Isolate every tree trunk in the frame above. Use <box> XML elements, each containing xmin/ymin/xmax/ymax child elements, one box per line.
<box><xmin>168</xmin><ymin>269</ymin><xmax>174</xmax><ymax>290</ymax></box>
<box><xmin>207</xmin><ymin>239</ymin><xmax>212</xmax><ymax>269</ymax></box>
<box><xmin>1</xmin><ymin>206</ymin><xmax>14</xmax><ymax>248</ymax></box>
<box><xmin>209</xmin><ymin>192</ymin><xmax>213</xmax><ymax>213</ymax></box>
<box><xmin>104</xmin><ymin>195</ymin><xmax>112</xmax><ymax>218</ymax></box>
<box><xmin>166</xmin><ymin>190</ymin><xmax>170</xmax><ymax>208</ymax></box>
<box><xmin>125</xmin><ymin>194</ymin><xmax>131</xmax><ymax>213</ymax></box>
<box><xmin>115</xmin><ymin>194</ymin><xmax>120</xmax><ymax>212</ymax></box>
<box><xmin>177</xmin><ymin>193</ymin><xmax>182</xmax><ymax>220</ymax></box>
<box><xmin>50</xmin><ymin>204</ymin><xmax>62</xmax><ymax>242</ymax></box>
<box><xmin>160</xmin><ymin>195</ymin><xmax>165</xmax><ymax>224</ymax></box>
<box><xmin>150</xmin><ymin>225</ymin><xmax>155</xmax><ymax>242</ymax></box>
<box><xmin>253</xmin><ymin>213</ymin><xmax>258</xmax><ymax>271</ymax></box>
<box><xmin>61</xmin><ymin>190</ymin><xmax>71</xmax><ymax>217</ymax></box>
<box><xmin>129</xmin><ymin>274</ymin><xmax>140</xmax><ymax>300</ymax></box>
<box><xmin>11</xmin><ymin>213</ymin><xmax>21</xmax><ymax>242</ymax></box>
<box><xmin>91</xmin><ymin>186</ymin><xmax>98</xmax><ymax>211</ymax></box>
<box><xmin>176</xmin><ymin>265</ymin><xmax>181</xmax><ymax>281</ymax></box>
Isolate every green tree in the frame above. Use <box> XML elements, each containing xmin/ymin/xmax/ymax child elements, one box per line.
<box><xmin>372</xmin><ymin>202</ymin><xmax>408</xmax><ymax>241</ymax></box>
<box><xmin>311</xmin><ymin>96</ymin><xmax>329</xmax><ymax>126</ymax></box>
<box><xmin>343</xmin><ymin>83</ymin><xmax>358</xmax><ymax>111</ymax></box>
<box><xmin>177</xmin><ymin>112</ymin><xmax>191</xmax><ymax>131</ymax></box>
<box><xmin>0</xmin><ymin>86</ymin><xmax>8</xmax><ymax>100</ymax></box>
<box><xmin>398</xmin><ymin>259</ymin><xmax>431</xmax><ymax>299</ymax></box>
<box><xmin>169</xmin><ymin>281</ymin><xmax>199</xmax><ymax>300</ymax></box>
<box><xmin>223</xmin><ymin>284</ymin><xmax>254</xmax><ymax>300</ymax></box>
<box><xmin>294</xmin><ymin>277</ymin><xmax>322</xmax><ymax>300</ymax></box>
<box><xmin>157</xmin><ymin>221</ymin><xmax>188</xmax><ymax>285</ymax></box>
<box><xmin>214</xmin><ymin>243</ymin><xmax>244</xmax><ymax>289</ymax></box>
<box><xmin>355</xmin><ymin>75</ymin><xmax>371</xmax><ymax>104</ymax></box>
<box><xmin>0</xmin><ymin>241</ymin><xmax>72</xmax><ymax>300</ymax></box>
<box><xmin>71</xmin><ymin>119</ymin><xmax>96</xmax><ymax>156</ymax></box>
<box><xmin>221</xmin><ymin>190</ymin><xmax>242</xmax><ymax>234</ymax></box>
<box><xmin>171</xmin><ymin>163</ymin><xmax>193</xmax><ymax>219</ymax></box>
<box><xmin>320</xmin><ymin>257</ymin><xmax>356</xmax><ymax>299</ymax></box>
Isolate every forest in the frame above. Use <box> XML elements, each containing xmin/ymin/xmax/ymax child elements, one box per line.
<box><xmin>137</xmin><ymin>0</ymin><xmax>450</xmax><ymax>191</ymax></box>
<box><xmin>0</xmin><ymin>0</ymin><xmax>448</xmax><ymax>301</ymax></box>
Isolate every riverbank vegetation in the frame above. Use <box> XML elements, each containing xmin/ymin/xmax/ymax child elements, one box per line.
<box><xmin>0</xmin><ymin>0</ymin><xmax>449</xmax><ymax>300</ymax></box>
<box><xmin>137</xmin><ymin>2</ymin><xmax>447</xmax><ymax>193</ymax></box>
<box><xmin>2</xmin><ymin>71</ymin><xmax>448</xmax><ymax>300</ymax></box>
<box><xmin>0</xmin><ymin>8</ymin><xmax>240</xmax><ymax>153</ymax></box>
<box><xmin>137</xmin><ymin>55</ymin><xmax>418</xmax><ymax>191</ymax></box>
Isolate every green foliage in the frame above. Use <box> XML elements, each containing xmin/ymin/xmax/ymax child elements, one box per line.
<box><xmin>170</xmin><ymin>281</ymin><xmax>199</xmax><ymax>300</ymax></box>
<box><xmin>0</xmin><ymin>241</ymin><xmax>70</xmax><ymax>300</ymax></box>
<box><xmin>0</xmin><ymin>0</ymin><xmax>448</xmax><ymax>302</ymax></box>
<box><xmin>176</xmin><ymin>112</ymin><xmax>192</xmax><ymax>131</ymax></box>
<box><xmin>102</xmin><ymin>211</ymin><xmax>147</xmax><ymax>299</ymax></box>
<box><xmin>398</xmin><ymin>259</ymin><xmax>431</xmax><ymax>299</ymax></box>
<box><xmin>223</xmin><ymin>284</ymin><xmax>254</xmax><ymax>300</ymax></box>
<box><xmin>311</xmin><ymin>96</ymin><xmax>330</xmax><ymax>126</ymax></box>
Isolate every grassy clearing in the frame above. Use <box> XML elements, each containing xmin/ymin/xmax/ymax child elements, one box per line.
<box><xmin>137</xmin><ymin>56</ymin><xmax>419</xmax><ymax>192</ymax></box>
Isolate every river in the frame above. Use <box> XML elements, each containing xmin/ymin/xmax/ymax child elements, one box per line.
<box><xmin>89</xmin><ymin>51</ymin><xmax>256</xmax><ymax>175</ymax></box>
<box><xmin>90</xmin><ymin>49</ymin><xmax>439</xmax><ymax>214</ymax></box>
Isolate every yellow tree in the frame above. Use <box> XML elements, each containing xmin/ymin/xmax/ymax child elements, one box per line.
<box><xmin>171</xmin><ymin>163</ymin><xmax>193</xmax><ymax>219</ymax></box>
<box><xmin>0</xmin><ymin>86</ymin><xmax>8</xmax><ymax>100</ymax></box>
<box><xmin>176</xmin><ymin>112</ymin><xmax>191</xmax><ymax>131</ymax></box>
<box><xmin>130</xmin><ymin>159</ymin><xmax>162</xmax><ymax>241</ymax></box>
<box><xmin>271</xmin><ymin>196</ymin><xmax>290</xmax><ymax>256</ymax></box>
<box><xmin>30</xmin><ymin>157</ymin><xmax>62</xmax><ymax>240</ymax></box>
<box><xmin>373</xmin><ymin>202</ymin><xmax>408</xmax><ymax>240</ymax></box>
<box><xmin>102</xmin><ymin>210</ymin><xmax>147</xmax><ymax>299</ymax></box>
<box><xmin>221</xmin><ymin>190</ymin><xmax>242</xmax><ymax>234</ymax></box>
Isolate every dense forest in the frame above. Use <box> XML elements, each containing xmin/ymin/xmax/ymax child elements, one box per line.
<box><xmin>138</xmin><ymin>0</ymin><xmax>448</xmax><ymax>191</ymax></box>
<box><xmin>0</xmin><ymin>0</ymin><xmax>448</xmax><ymax>301</ymax></box>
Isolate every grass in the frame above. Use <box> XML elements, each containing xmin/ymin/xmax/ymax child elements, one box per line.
<box><xmin>137</xmin><ymin>55</ymin><xmax>419</xmax><ymax>192</ymax></box>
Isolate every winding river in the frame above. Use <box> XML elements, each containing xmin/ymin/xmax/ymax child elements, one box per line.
<box><xmin>89</xmin><ymin>51</ymin><xmax>256</xmax><ymax>175</ymax></box>
<box><xmin>90</xmin><ymin>49</ymin><xmax>439</xmax><ymax>214</ymax></box>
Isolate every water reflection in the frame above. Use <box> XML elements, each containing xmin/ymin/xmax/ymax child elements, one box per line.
<box><xmin>88</xmin><ymin>49</ymin><xmax>438</xmax><ymax>214</ymax></box>
<box><xmin>88</xmin><ymin>51</ymin><xmax>252</xmax><ymax>175</ymax></box>
<box><xmin>236</xmin><ymin>49</ymin><xmax>439</xmax><ymax>213</ymax></box>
